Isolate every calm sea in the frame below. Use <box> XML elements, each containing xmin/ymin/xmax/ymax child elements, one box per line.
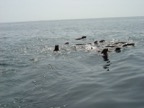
<box><xmin>0</xmin><ymin>17</ymin><xmax>144</xmax><ymax>108</ymax></box>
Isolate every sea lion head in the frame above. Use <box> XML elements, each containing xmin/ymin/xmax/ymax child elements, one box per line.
<box><xmin>54</xmin><ymin>45</ymin><xmax>59</xmax><ymax>51</ymax></box>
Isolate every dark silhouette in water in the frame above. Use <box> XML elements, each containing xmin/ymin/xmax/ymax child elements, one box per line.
<box><xmin>75</xmin><ymin>43</ymin><xmax>86</xmax><ymax>45</ymax></box>
<box><xmin>114</xmin><ymin>42</ymin><xmax>127</xmax><ymax>45</ymax></box>
<box><xmin>99</xmin><ymin>40</ymin><xmax>105</xmax><ymax>43</ymax></box>
<box><xmin>127</xmin><ymin>43</ymin><xmax>135</xmax><ymax>46</ymax></box>
<box><xmin>103</xmin><ymin>63</ymin><xmax>110</xmax><ymax>71</ymax></box>
<box><xmin>123</xmin><ymin>43</ymin><xmax>135</xmax><ymax>47</ymax></box>
<box><xmin>53</xmin><ymin>45</ymin><xmax>59</xmax><ymax>51</ymax></box>
<box><xmin>94</xmin><ymin>41</ymin><xmax>98</xmax><ymax>45</ymax></box>
<box><xmin>101</xmin><ymin>48</ymin><xmax>110</xmax><ymax>71</ymax></box>
<box><xmin>52</xmin><ymin>38</ymin><xmax>135</xmax><ymax>71</ymax></box>
<box><xmin>101</xmin><ymin>48</ymin><xmax>109</xmax><ymax>61</ymax></box>
<box><xmin>115</xmin><ymin>47</ymin><xmax>121</xmax><ymax>53</ymax></box>
<box><xmin>65</xmin><ymin>42</ymin><xmax>69</xmax><ymax>45</ymax></box>
<box><xmin>75</xmin><ymin>36</ymin><xmax>86</xmax><ymax>40</ymax></box>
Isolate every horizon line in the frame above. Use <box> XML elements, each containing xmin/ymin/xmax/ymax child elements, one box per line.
<box><xmin>0</xmin><ymin>16</ymin><xmax>144</xmax><ymax>24</ymax></box>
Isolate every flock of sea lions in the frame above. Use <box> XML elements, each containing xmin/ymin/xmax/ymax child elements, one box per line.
<box><xmin>53</xmin><ymin>36</ymin><xmax>135</xmax><ymax>62</ymax></box>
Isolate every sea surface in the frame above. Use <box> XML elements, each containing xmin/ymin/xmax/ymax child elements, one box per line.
<box><xmin>0</xmin><ymin>17</ymin><xmax>144</xmax><ymax>108</ymax></box>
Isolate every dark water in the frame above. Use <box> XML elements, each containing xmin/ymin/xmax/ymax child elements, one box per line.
<box><xmin>0</xmin><ymin>17</ymin><xmax>144</xmax><ymax>108</ymax></box>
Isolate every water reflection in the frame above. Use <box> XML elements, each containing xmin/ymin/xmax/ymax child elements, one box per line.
<box><xmin>101</xmin><ymin>48</ymin><xmax>111</xmax><ymax>71</ymax></box>
<box><xmin>103</xmin><ymin>61</ymin><xmax>111</xmax><ymax>71</ymax></box>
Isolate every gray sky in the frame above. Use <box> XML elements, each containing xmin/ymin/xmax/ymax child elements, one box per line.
<box><xmin>0</xmin><ymin>0</ymin><xmax>144</xmax><ymax>23</ymax></box>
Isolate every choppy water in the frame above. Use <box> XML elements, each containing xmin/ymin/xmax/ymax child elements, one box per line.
<box><xmin>0</xmin><ymin>17</ymin><xmax>144</xmax><ymax>108</ymax></box>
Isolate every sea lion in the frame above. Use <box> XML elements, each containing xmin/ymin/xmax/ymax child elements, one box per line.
<box><xmin>101</xmin><ymin>48</ymin><xmax>109</xmax><ymax>61</ymax></box>
<box><xmin>75</xmin><ymin>43</ymin><xmax>86</xmax><ymax>45</ymax></box>
<box><xmin>65</xmin><ymin>42</ymin><xmax>69</xmax><ymax>45</ymax></box>
<box><xmin>115</xmin><ymin>47</ymin><xmax>121</xmax><ymax>53</ymax></box>
<box><xmin>99</xmin><ymin>40</ymin><xmax>105</xmax><ymax>43</ymax></box>
<box><xmin>114</xmin><ymin>42</ymin><xmax>127</xmax><ymax>45</ymax></box>
<box><xmin>123</xmin><ymin>43</ymin><xmax>135</xmax><ymax>47</ymax></box>
<box><xmin>127</xmin><ymin>43</ymin><xmax>135</xmax><ymax>46</ymax></box>
<box><xmin>101</xmin><ymin>48</ymin><xmax>108</xmax><ymax>56</ymax></box>
<box><xmin>53</xmin><ymin>45</ymin><xmax>59</xmax><ymax>51</ymax></box>
<box><xmin>75</xmin><ymin>36</ymin><xmax>86</xmax><ymax>40</ymax></box>
<box><xmin>94</xmin><ymin>41</ymin><xmax>98</xmax><ymax>45</ymax></box>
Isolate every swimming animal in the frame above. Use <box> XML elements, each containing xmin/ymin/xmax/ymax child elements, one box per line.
<box><xmin>64</xmin><ymin>42</ymin><xmax>69</xmax><ymax>45</ymax></box>
<box><xmin>53</xmin><ymin>45</ymin><xmax>59</xmax><ymax>51</ymax></box>
<box><xmin>94</xmin><ymin>41</ymin><xmax>98</xmax><ymax>45</ymax></box>
<box><xmin>115</xmin><ymin>47</ymin><xmax>121</xmax><ymax>53</ymax></box>
<box><xmin>114</xmin><ymin>42</ymin><xmax>127</xmax><ymax>45</ymax></box>
<box><xmin>101</xmin><ymin>48</ymin><xmax>109</xmax><ymax>61</ymax></box>
<box><xmin>75</xmin><ymin>43</ymin><xmax>86</xmax><ymax>45</ymax></box>
<box><xmin>53</xmin><ymin>37</ymin><xmax>135</xmax><ymax>60</ymax></box>
<box><xmin>75</xmin><ymin>36</ymin><xmax>86</xmax><ymax>40</ymax></box>
<box><xmin>99</xmin><ymin>40</ymin><xmax>105</xmax><ymax>43</ymax></box>
<box><xmin>123</xmin><ymin>43</ymin><xmax>135</xmax><ymax>47</ymax></box>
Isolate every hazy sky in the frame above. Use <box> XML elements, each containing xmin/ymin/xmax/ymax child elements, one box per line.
<box><xmin>0</xmin><ymin>0</ymin><xmax>144</xmax><ymax>23</ymax></box>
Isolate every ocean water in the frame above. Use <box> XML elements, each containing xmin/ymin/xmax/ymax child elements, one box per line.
<box><xmin>0</xmin><ymin>17</ymin><xmax>144</xmax><ymax>108</ymax></box>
